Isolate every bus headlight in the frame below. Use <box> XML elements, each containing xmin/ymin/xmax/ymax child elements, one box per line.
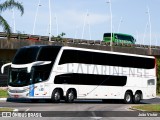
<box><xmin>8</xmin><ymin>89</ymin><xmax>29</xmax><ymax>93</ymax></box>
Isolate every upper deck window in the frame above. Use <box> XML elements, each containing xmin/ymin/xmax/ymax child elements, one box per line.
<box><xmin>12</xmin><ymin>47</ymin><xmax>40</xmax><ymax>64</ymax></box>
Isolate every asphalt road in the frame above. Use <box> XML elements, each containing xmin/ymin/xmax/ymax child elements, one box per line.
<box><xmin>0</xmin><ymin>98</ymin><xmax>160</xmax><ymax>120</ymax></box>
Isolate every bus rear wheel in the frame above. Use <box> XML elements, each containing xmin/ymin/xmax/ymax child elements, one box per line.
<box><xmin>124</xmin><ymin>91</ymin><xmax>133</xmax><ymax>104</ymax></box>
<box><xmin>51</xmin><ymin>89</ymin><xmax>61</xmax><ymax>103</ymax></box>
<box><xmin>65</xmin><ymin>89</ymin><xmax>75</xmax><ymax>103</ymax></box>
<box><xmin>133</xmin><ymin>92</ymin><xmax>142</xmax><ymax>104</ymax></box>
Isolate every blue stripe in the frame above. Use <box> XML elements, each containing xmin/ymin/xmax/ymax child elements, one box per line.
<box><xmin>29</xmin><ymin>84</ymin><xmax>34</xmax><ymax>97</ymax></box>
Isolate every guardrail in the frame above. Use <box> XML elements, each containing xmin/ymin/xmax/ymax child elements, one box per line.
<box><xmin>0</xmin><ymin>32</ymin><xmax>160</xmax><ymax>49</ymax></box>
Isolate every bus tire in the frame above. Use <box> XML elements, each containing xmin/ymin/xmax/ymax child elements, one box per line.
<box><xmin>65</xmin><ymin>89</ymin><xmax>75</xmax><ymax>103</ymax></box>
<box><xmin>124</xmin><ymin>91</ymin><xmax>133</xmax><ymax>104</ymax></box>
<box><xmin>133</xmin><ymin>92</ymin><xmax>142</xmax><ymax>104</ymax></box>
<box><xmin>51</xmin><ymin>89</ymin><xmax>61</xmax><ymax>103</ymax></box>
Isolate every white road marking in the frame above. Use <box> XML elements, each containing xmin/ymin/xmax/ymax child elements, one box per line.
<box><xmin>90</xmin><ymin>111</ymin><xmax>102</xmax><ymax>120</ymax></box>
<box><xmin>13</xmin><ymin>108</ymin><xmax>18</xmax><ymax>112</ymax></box>
<box><xmin>25</xmin><ymin>108</ymin><xmax>30</xmax><ymax>112</ymax></box>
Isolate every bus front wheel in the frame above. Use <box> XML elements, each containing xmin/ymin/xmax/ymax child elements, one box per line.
<box><xmin>124</xmin><ymin>91</ymin><xmax>133</xmax><ymax>104</ymax></box>
<box><xmin>51</xmin><ymin>89</ymin><xmax>61</xmax><ymax>103</ymax></box>
<box><xmin>65</xmin><ymin>89</ymin><xmax>75</xmax><ymax>103</ymax></box>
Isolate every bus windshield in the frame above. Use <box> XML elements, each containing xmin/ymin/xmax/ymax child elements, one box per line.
<box><xmin>13</xmin><ymin>46</ymin><xmax>61</xmax><ymax>64</ymax></box>
<box><xmin>9</xmin><ymin>68</ymin><xmax>31</xmax><ymax>87</ymax></box>
<box><xmin>13</xmin><ymin>47</ymin><xmax>40</xmax><ymax>64</ymax></box>
<box><xmin>103</xmin><ymin>33</ymin><xmax>113</xmax><ymax>38</ymax></box>
<box><xmin>9</xmin><ymin>66</ymin><xmax>51</xmax><ymax>87</ymax></box>
<box><xmin>9</xmin><ymin>46</ymin><xmax>62</xmax><ymax>87</ymax></box>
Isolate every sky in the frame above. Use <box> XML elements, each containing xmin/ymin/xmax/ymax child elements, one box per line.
<box><xmin>0</xmin><ymin>0</ymin><xmax>160</xmax><ymax>46</ymax></box>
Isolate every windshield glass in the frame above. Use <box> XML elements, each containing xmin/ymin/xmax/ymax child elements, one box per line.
<box><xmin>9</xmin><ymin>66</ymin><xmax>51</xmax><ymax>87</ymax></box>
<box><xmin>12</xmin><ymin>46</ymin><xmax>61</xmax><ymax>64</ymax></box>
<box><xmin>9</xmin><ymin>68</ymin><xmax>31</xmax><ymax>87</ymax></box>
<box><xmin>103</xmin><ymin>33</ymin><xmax>113</xmax><ymax>38</ymax></box>
<box><xmin>12</xmin><ymin>47</ymin><xmax>40</xmax><ymax>64</ymax></box>
<box><xmin>9</xmin><ymin>46</ymin><xmax>61</xmax><ymax>87</ymax></box>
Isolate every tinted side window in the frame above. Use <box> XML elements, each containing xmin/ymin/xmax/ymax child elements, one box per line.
<box><xmin>107</xmin><ymin>54</ymin><xmax>121</xmax><ymax>66</ymax></box>
<box><xmin>59</xmin><ymin>50</ymin><xmax>77</xmax><ymax>64</ymax></box>
<box><xmin>93</xmin><ymin>53</ymin><xmax>106</xmax><ymax>65</ymax></box>
<box><xmin>37</xmin><ymin>47</ymin><xmax>60</xmax><ymax>61</ymax></box>
<box><xmin>76</xmin><ymin>51</ymin><xmax>92</xmax><ymax>64</ymax></box>
<box><xmin>59</xmin><ymin>50</ymin><xmax>155</xmax><ymax>69</ymax></box>
<box><xmin>36</xmin><ymin>46</ymin><xmax>61</xmax><ymax>81</ymax></box>
<box><xmin>145</xmin><ymin>58</ymin><xmax>153</xmax><ymax>69</ymax></box>
<box><xmin>121</xmin><ymin>55</ymin><xmax>155</xmax><ymax>69</ymax></box>
<box><xmin>93</xmin><ymin>53</ymin><xmax>121</xmax><ymax>66</ymax></box>
<box><xmin>121</xmin><ymin>55</ymin><xmax>134</xmax><ymax>68</ymax></box>
<box><xmin>32</xmin><ymin>65</ymin><xmax>51</xmax><ymax>82</ymax></box>
<box><xmin>134</xmin><ymin>57</ymin><xmax>143</xmax><ymax>68</ymax></box>
<box><xmin>54</xmin><ymin>73</ymin><xmax>127</xmax><ymax>86</ymax></box>
<box><xmin>59</xmin><ymin>50</ymin><xmax>93</xmax><ymax>64</ymax></box>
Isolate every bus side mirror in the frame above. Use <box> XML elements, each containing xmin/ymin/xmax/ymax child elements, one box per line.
<box><xmin>1</xmin><ymin>63</ymin><xmax>11</xmax><ymax>74</ymax></box>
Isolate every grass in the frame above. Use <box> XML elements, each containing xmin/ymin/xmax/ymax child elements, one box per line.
<box><xmin>0</xmin><ymin>108</ymin><xmax>14</xmax><ymax>112</ymax></box>
<box><xmin>0</xmin><ymin>89</ymin><xmax>8</xmax><ymax>98</ymax></box>
<box><xmin>132</xmin><ymin>104</ymin><xmax>160</xmax><ymax>112</ymax></box>
<box><xmin>157</xmin><ymin>93</ymin><xmax>160</xmax><ymax>96</ymax></box>
<box><xmin>0</xmin><ymin>89</ymin><xmax>14</xmax><ymax>112</ymax></box>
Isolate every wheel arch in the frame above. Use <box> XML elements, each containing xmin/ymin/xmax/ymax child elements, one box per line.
<box><xmin>135</xmin><ymin>90</ymin><xmax>143</xmax><ymax>99</ymax></box>
<box><xmin>125</xmin><ymin>90</ymin><xmax>133</xmax><ymax>96</ymax></box>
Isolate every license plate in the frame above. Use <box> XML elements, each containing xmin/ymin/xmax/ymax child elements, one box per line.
<box><xmin>14</xmin><ymin>95</ymin><xmax>19</xmax><ymax>98</ymax></box>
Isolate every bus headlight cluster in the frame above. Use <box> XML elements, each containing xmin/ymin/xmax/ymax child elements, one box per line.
<box><xmin>8</xmin><ymin>89</ymin><xmax>29</xmax><ymax>93</ymax></box>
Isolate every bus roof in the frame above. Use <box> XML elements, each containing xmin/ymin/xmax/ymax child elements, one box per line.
<box><xmin>103</xmin><ymin>33</ymin><xmax>134</xmax><ymax>37</ymax></box>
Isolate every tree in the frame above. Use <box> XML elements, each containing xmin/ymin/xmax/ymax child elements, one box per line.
<box><xmin>57</xmin><ymin>32</ymin><xmax>66</xmax><ymax>38</ymax></box>
<box><xmin>0</xmin><ymin>0</ymin><xmax>24</xmax><ymax>38</ymax></box>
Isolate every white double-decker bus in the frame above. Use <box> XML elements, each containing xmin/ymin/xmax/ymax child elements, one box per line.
<box><xmin>1</xmin><ymin>45</ymin><xmax>157</xmax><ymax>103</ymax></box>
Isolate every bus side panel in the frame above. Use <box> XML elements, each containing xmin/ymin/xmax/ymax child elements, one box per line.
<box><xmin>94</xmin><ymin>86</ymin><xmax>123</xmax><ymax>99</ymax></box>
